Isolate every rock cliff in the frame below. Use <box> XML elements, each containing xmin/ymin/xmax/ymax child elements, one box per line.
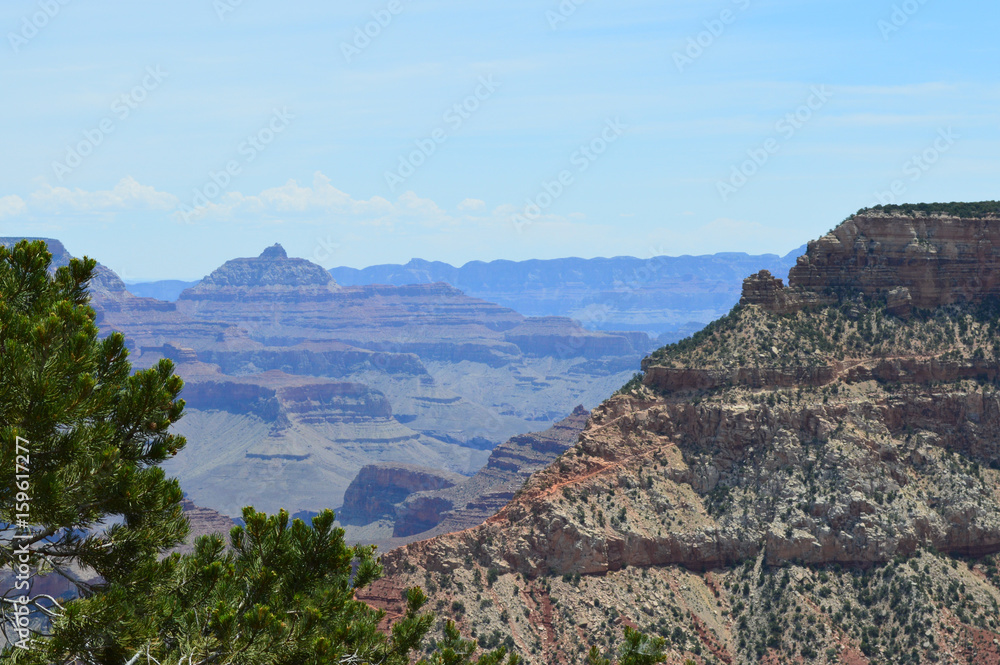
<box><xmin>339</xmin><ymin>464</ymin><xmax>465</xmax><ymax>526</ymax></box>
<box><xmin>164</xmin><ymin>245</ymin><xmax>649</xmax><ymax>451</ymax></box>
<box><xmin>361</xmin><ymin>205</ymin><xmax>1000</xmax><ymax>665</ymax></box>
<box><xmin>743</xmin><ymin>208</ymin><xmax>1000</xmax><ymax>317</ymax></box>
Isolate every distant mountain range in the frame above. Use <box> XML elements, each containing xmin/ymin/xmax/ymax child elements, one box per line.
<box><xmin>129</xmin><ymin>248</ymin><xmax>806</xmax><ymax>339</ymax></box>
<box><xmin>125</xmin><ymin>279</ymin><xmax>199</xmax><ymax>301</ymax></box>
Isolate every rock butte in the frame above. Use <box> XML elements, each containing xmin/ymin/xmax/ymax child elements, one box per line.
<box><xmin>742</xmin><ymin>212</ymin><xmax>1000</xmax><ymax>316</ymax></box>
<box><xmin>339</xmin><ymin>463</ymin><xmax>466</xmax><ymax>527</ymax></box>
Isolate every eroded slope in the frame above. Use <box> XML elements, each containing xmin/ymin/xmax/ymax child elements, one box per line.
<box><xmin>363</xmin><ymin>208</ymin><xmax>1000</xmax><ymax>665</ymax></box>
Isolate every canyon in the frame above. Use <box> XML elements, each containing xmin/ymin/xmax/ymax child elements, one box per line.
<box><xmin>2</xmin><ymin>238</ymin><xmax>653</xmax><ymax>519</ymax></box>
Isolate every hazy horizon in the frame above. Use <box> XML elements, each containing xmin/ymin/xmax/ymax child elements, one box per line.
<box><xmin>2</xmin><ymin>0</ymin><xmax>997</xmax><ymax>280</ymax></box>
<box><xmin>109</xmin><ymin>242</ymin><xmax>807</xmax><ymax>285</ymax></box>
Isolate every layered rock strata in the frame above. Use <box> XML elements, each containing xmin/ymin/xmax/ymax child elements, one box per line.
<box><xmin>743</xmin><ymin>211</ymin><xmax>1000</xmax><ymax>316</ymax></box>
<box><xmin>339</xmin><ymin>464</ymin><xmax>465</xmax><ymax>526</ymax></box>
<box><xmin>9</xmin><ymin>239</ymin><xmax>654</xmax><ymax>522</ymax></box>
<box><xmin>391</xmin><ymin>406</ymin><xmax>590</xmax><ymax>539</ymax></box>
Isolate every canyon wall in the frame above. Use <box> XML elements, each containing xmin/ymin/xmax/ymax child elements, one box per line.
<box><xmin>360</xmin><ymin>207</ymin><xmax>1000</xmax><ymax>664</ymax></box>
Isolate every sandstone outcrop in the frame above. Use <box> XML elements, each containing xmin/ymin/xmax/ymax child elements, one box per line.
<box><xmin>742</xmin><ymin>210</ymin><xmax>1000</xmax><ymax>317</ymax></box>
<box><xmin>737</xmin><ymin>269</ymin><xmax>805</xmax><ymax>315</ymax></box>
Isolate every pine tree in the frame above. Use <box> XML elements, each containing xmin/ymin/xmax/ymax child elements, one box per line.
<box><xmin>580</xmin><ymin>627</ymin><xmax>667</xmax><ymax>665</ymax></box>
<box><xmin>1</xmin><ymin>240</ymin><xmax>521</xmax><ymax>664</ymax></box>
<box><xmin>617</xmin><ymin>627</ymin><xmax>667</xmax><ymax>665</ymax></box>
<box><xmin>584</xmin><ymin>646</ymin><xmax>612</xmax><ymax>665</ymax></box>
<box><xmin>1</xmin><ymin>239</ymin><xmax>188</xmax><ymax>657</ymax></box>
<box><xmin>40</xmin><ymin>508</ymin><xmax>471</xmax><ymax>664</ymax></box>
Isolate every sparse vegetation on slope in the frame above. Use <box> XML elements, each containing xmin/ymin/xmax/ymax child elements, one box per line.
<box><xmin>647</xmin><ymin>298</ymin><xmax>1000</xmax><ymax>374</ymax></box>
<box><xmin>858</xmin><ymin>201</ymin><xmax>1000</xmax><ymax>218</ymax></box>
<box><xmin>363</xmin><ymin>210</ymin><xmax>1000</xmax><ymax>664</ymax></box>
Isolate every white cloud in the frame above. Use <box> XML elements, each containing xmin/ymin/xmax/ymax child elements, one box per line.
<box><xmin>30</xmin><ymin>176</ymin><xmax>178</xmax><ymax>212</ymax></box>
<box><xmin>457</xmin><ymin>198</ymin><xmax>486</xmax><ymax>212</ymax></box>
<box><xmin>9</xmin><ymin>173</ymin><xmax>594</xmax><ymax>249</ymax></box>
<box><xmin>253</xmin><ymin>173</ymin><xmax>394</xmax><ymax>215</ymax></box>
<box><xmin>0</xmin><ymin>195</ymin><xmax>26</xmax><ymax>218</ymax></box>
<box><xmin>172</xmin><ymin>172</ymin><xmax>484</xmax><ymax>235</ymax></box>
<box><xmin>175</xmin><ymin>172</ymin><xmax>400</xmax><ymax>223</ymax></box>
<box><xmin>397</xmin><ymin>191</ymin><xmax>449</xmax><ymax>218</ymax></box>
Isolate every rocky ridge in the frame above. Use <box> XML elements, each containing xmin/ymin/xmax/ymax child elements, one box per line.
<box><xmin>744</xmin><ymin>209</ymin><xmax>1000</xmax><ymax>317</ymax></box>
<box><xmin>361</xmin><ymin>206</ymin><xmax>1000</xmax><ymax>665</ymax></box>
<box><xmin>392</xmin><ymin>405</ymin><xmax>590</xmax><ymax>540</ymax></box>
<box><xmin>328</xmin><ymin>250</ymin><xmax>805</xmax><ymax>338</ymax></box>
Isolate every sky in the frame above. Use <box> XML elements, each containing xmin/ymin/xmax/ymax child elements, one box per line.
<box><xmin>1</xmin><ymin>0</ymin><xmax>997</xmax><ymax>281</ymax></box>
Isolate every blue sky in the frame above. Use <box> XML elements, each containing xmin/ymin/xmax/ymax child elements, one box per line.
<box><xmin>1</xmin><ymin>0</ymin><xmax>997</xmax><ymax>280</ymax></box>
